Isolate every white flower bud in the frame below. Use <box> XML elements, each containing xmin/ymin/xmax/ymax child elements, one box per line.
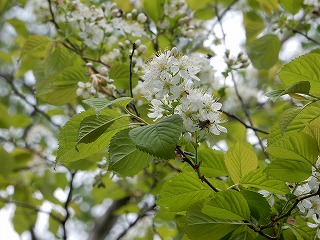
<box><xmin>131</xmin><ymin>9</ymin><xmax>137</xmax><ymax>16</ymax></box>
<box><xmin>137</xmin><ymin>44</ymin><xmax>147</xmax><ymax>54</ymax></box>
<box><xmin>77</xmin><ymin>81</ymin><xmax>85</xmax><ymax>87</ymax></box>
<box><xmin>100</xmin><ymin>67</ymin><xmax>108</xmax><ymax>75</ymax></box>
<box><xmin>125</xmin><ymin>39</ymin><xmax>131</xmax><ymax>47</ymax></box>
<box><xmin>86</xmin><ymin>62</ymin><xmax>93</xmax><ymax>67</ymax></box>
<box><xmin>110</xmin><ymin>3</ymin><xmax>117</xmax><ymax>9</ymax></box>
<box><xmin>126</xmin><ymin>13</ymin><xmax>132</xmax><ymax>20</ymax></box>
<box><xmin>134</xmin><ymin>39</ymin><xmax>141</xmax><ymax>47</ymax></box>
<box><xmin>171</xmin><ymin>47</ymin><xmax>178</xmax><ymax>56</ymax></box>
<box><xmin>137</xmin><ymin>13</ymin><xmax>147</xmax><ymax>23</ymax></box>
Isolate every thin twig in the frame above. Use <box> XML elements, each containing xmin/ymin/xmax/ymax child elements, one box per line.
<box><xmin>176</xmin><ymin>146</ymin><xmax>219</xmax><ymax>192</ymax></box>
<box><xmin>128</xmin><ymin>43</ymin><xmax>140</xmax><ymax>117</ymax></box>
<box><xmin>292</xmin><ymin>29</ymin><xmax>320</xmax><ymax>45</ymax></box>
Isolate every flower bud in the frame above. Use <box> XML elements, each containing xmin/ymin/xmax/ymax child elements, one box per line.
<box><xmin>134</xmin><ymin>39</ymin><xmax>141</xmax><ymax>47</ymax></box>
<box><xmin>137</xmin><ymin>13</ymin><xmax>147</xmax><ymax>23</ymax></box>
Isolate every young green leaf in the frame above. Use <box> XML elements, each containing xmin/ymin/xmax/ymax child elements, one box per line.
<box><xmin>247</xmin><ymin>34</ymin><xmax>280</xmax><ymax>69</ymax></box>
<box><xmin>202</xmin><ymin>189</ymin><xmax>251</xmax><ymax>221</ymax></box>
<box><xmin>57</xmin><ymin>109</ymin><xmax>129</xmax><ymax>164</ymax></box>
<box><xmin>129</xmin><ymin>114</ymin><xmax>183</xmax><ymax>159</ymax></box>
<box><xmin>157</xmin><ymin>172</ymin><xmax>212</xmax><ymax>212</ymax></box>
<box><xmin>243</xmin><ymin>11</ymin><xmax>265</xmax><ymax>43</ymax></box>
<box><xmin>279</xmin><ymin>0</ymin><xmax>303</xmax><ymax>14</ymax></box>
<box><xmin>20</xmin><ymin>35</ymin><xmax>50</xmax><ymax>58</ymax></box>
<box><xmin>198</xmin><ymin>147</ymin><xmax>228</xmax><ymax>177</ymax></box>
<box><xmin>279</xmin><ymin>53</ymin><xmax>320</xmax><ymax>97</ymax></box>
<box><xmin>240</xmin><ymin>169</ymin><xmax>289</xmax><ymax>196</ymax></box>
<box><xmin>109</xmin><ymin>129</ymin><xmax>153</xmax><ymax>177</ymax></box>
<box><xmin>267</xmin><ymin>132</ymin><xmax>319</xmax><ymax>166</ymax></box>
<box><xmin>265</xmin><ymin>81</ymin><xmax>311</xmax><ymax>101</ymax></box>
<box><xmin>109</xmin><ymin>63</ymin><xmax>138</xmax><ymax>90</ymax></box>
<box><xmin>224</xmin><ymin>142</ymin><xmax>258</xmax><ymax>184</ymax></box>
<box><xmin>278</xmin><ymin>106</ymin><xmax>304</xmax><ymax>135</ymax></box>
<box><xmin>83</xmin><ymin>97</ymin><xmax>133</xmax><ymax>116</ymax></box>
<box><xmin>177</xmin><ymin>211</ymin><xmax>239</xmax><ymax>240</ymax></box>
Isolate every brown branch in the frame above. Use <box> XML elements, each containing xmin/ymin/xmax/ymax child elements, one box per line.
<box><xmin>175</xmin><ymin>146</ymin><xmax>219</xmax><ymax>192</ymax></box>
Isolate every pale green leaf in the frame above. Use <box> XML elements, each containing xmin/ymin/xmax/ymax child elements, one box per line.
<box><xmin>185</xmin><ymin>0</ymin><xmax>211</xmax><ymax>10</ymax></box>
<box><xmin>194</xmin><ymin>8</ymin><xmax>215</xmax><ymax>20</ymax></box>
<box><xmin>157</xmin><ymin>172</ymin><xmax>212</xmax><ymax>212</ymax></box>
<box><xmin>202</xmin><ymin>189</ymin><xmax>250</xmax><ymax>221</ymax></box>
<box><xmin>240</xmin><ymin>169</ymin><xmax>289</xmax><ymax>195</ymax></box>
<box><xmin>109</xmin><ymin>63</ymin><xmax>138</xmax><ymax>90</ymax></box>
<box><xmin>267</xmin><ymin>132</ymin><xmax>319</xmax><ymax>166</ymax></box>
<box><xmin>279</xmin><ymin>0</ymin><xmax>303</xmax><ymax>14</ymax></box>
<box><xmin>0</xmin><ymin>147</ymin><xmax>15</xmax><ymax>177</ymax></box>
<box><xmin>198</xmin><ymin>147</ymin><xmax>228</xmax><ymax>177</ymax></box>
<box><xmin>20</xmin><ymin>35</ymin><xmax>50</xmax><ymax>58</ymax></box>
<box><xmin>35</xmin><ymin>66</ymin><xmax>86</xmax><ymax>105</ymax></box>
<box><xmin>278</xmin><ymin>106</ymin><xmax>304</xmax><ymax>135</ymax></box>
<box><xmin>265</xmin><ymin>81</ymin><xmax>311</xmax><ymax>101</ymax></box>
<box><xmin>129</xmin><ymin>115</ymin><xmax>183</xmax><ymax>159</ymax></box>
<box><xmin>243</xmin><ymin>11</ymin><xmax>265</xmax><ymax>43</ymax></box>
<box><xmin>13</xmin><ymin>207</ymin><xmax>37</xmax><ymax>234</ymax></box>
<box><xmin>142</xmin><ymin>0</ymin><xmax>164</xmax><ymax>23</ymax></box>
<box><xmin>57</xmin><ymin>109</ymin><xmax>129</xmax><ymax>164</ymax></box>
<box><xmin>177</xmin><ymin>211</ymin><xmax>239</xmax><ymax>240</ymax></box>
<box><xmin>109</xmin><ymin>129</ymin><xmax>153</xmax><ymax>177</ymax></box>
<box><xmin>265</xmin><ymin>159</ymin><xmax>311</xmax><ymax>182</ymax></box>
<box><xmin>224</xmin><ymin>142</ymin><xmax>258</xmax><ymax>184</ymax></box>
<box><xmin>240</xmin><ymin>189</ymin><xmax>271</xmax><ymax>224</ymax></box>
<box><xmin>304</xmin><ymin>123</ymin><xmax>320</xmax><ymax>149</ymax></box>
<box><xmin>247</xmin><ymin>34</ymin><xmax>280</xmax><ymax>69</ymax></box>
<box><xmin>279</xmin><ymin>53</ymin><xmax>320</xmax><ymax>97</ymax></box>
<box><xmin>83</xmin><ymin>97</ymin><xmax>133</xmax><ymax>116</ymax></box>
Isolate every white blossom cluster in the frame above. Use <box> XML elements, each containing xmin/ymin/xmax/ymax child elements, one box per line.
<box><xmin>139</xmin><ymin>47</ymin><xmax>226</xmax><ymax>136</ymax></box>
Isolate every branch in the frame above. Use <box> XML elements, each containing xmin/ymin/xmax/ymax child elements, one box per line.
<box><xmin>128</xmin><ymin>43</ymin><xmax>140</xmax><ymax>117</ymax></box>
<box><xmin>292</xmin><ymin>29</ymin><xmax>320</xmax><ymax>45</ymax></box>
<box><xmin>0</xmin><ymin>197</ymin><xmax>63</xmax><ymax>223</ymax></box>
<box><xmin>115</xmin><ymin>203</ymin><xmax>156</xmax><ymax>240</ymax></box>
<box><xmin>175</xmin><ymin>146</ymin><xmax>219</xmax><ymax>192</ymax></box>
<box><xmin>223</xmin><ymin>111</ymin><xmax>269</xmax><ymax>134</ymax></box>
<box><xmin>61</xmin><ymin>171</ymin><xmax>77</xmax><ymax>240</ymax></box>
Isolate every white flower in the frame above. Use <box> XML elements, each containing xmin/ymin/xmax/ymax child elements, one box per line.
<box><xmin>79</xmin><ymin>23</ymin><xmax>104</xmax><ymax>49</ymax></box>
<box><xmin>307</xmin><ymin>214</ymin><xmax>320</xmax><ymax>238</ymax></box>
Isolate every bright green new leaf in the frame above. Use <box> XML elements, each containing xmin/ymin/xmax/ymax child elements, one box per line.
<box><xmin>240</xmin><ymin>189</ymin><xmax>271</xmax><ymax>224</ymax></box>
<box><xmin>77</xmin><ymin>115</ymin><xmax>123</xmax><ymax>145</ymax></box>
<box><xmin>279</xmin><ymin>53</ymin><xmax>320</xmax><ymax>97</ymax></box>
<box><xmin>265</xmin><ymin>159</ymin><xmax>312</xmax><ymax>182</ymax></box>
<box><xmin>267</xmin><ymin>132</ymin><xmax>319</xmax><ymax>166</ymax></box>
<box><xmin>243</xmin><ymin>11</ymin><xmax>265</xmax><ymax>43</ymax></box>
<box><xmin>177</xmin><ymin>211</ymin><xmax>238</xmax><ymax>240</ymax></box>
<box><xmin>289</xmin><ymin>216</ymin><xmax>317</xmax><ymax>239</ymax></box>
<box><xmin>35</xmin><ymin>66</ymin><xmax>86</xmax><ymax>105</ymax></box>
<box><xmin>203</xmin><ymin>189</ymin><xmax>250</xmax><ymax>221</ymax></box>
<box><xmin>247</xmin><ymin>34</ymin><xmax>281</xmax><ymax>69</ymax></box>
<box><xmin>265</xmin><ymin>81</ymin><xmax>311</xmax><ymax>101</ymax></box>
<box><xmin>224</xmin><ymin>142</ymin><xmax>258</xmax><ymax>184</ymax></box>
<box><xmin>229</xmin><ymin>225</ymin><xmax>257</xmax><ymax>240</ymax></box>
<box><xmin>198</xmin><ymin>147</ymin><xmax>228</xmax><ymax>177</ymax></box>
<box><xmin>129</xmin><ymin>115</ymin><xmax>183</xmax><ymax>159</ymax></box>
<box><xmin>13</xmin><ymin>207</ymin><xmax>37</xmax><ymax>235</ymax></box>
<box><xmin>109</xmin><ymin>64</ymin><xmax>138</xmax><ymax>90</ymax></box>
<box><xmin>240</xmin><ymin>169</ymin><xmax>289</xmax><ymax>195</ymax></box>
<box><xmin>83</xmin><ymin>97</ymin><xmax>133</xmax><ymax>116</ymax></box>
<box><xmin>304</xmin><ymin>123</ymin><xmax>320</xmax><ymax>149</ymax></box>
<box><xmin>57</xmin><ymin>109</ymin><xmax>129</xmax><ymax>164</ymax></box>
<box><xmin>142</xmin><ymin>0</ymin><xmax>164</xmax><ymax>23</ymax></box>
<box><xmin>157</xmin><ymin>172</ymin><xmax>212</xmax><ymax>212</ymax></box>
<box><xmin>194</xmin><ymin>8</ymin><xmax>215</xmax><ymax>20</ymax></box>
<box><xmin>20</xmin><ymin>35</ymin><xmax>50</xmax><ymax>58</ymax></box>
<box><xmin>109</xmin><ymin>129</ymin><xmax>153</xmax><ymax>177</ymax></box>
<box><xmin>0</xmin><ymin>147</ymin><xmax>15</xmax><ymax>177</ymax></box>
<box><xmin>278</xmin><ymin>106</ymin><xmax>304</xmax><ymax>135</ymax></box>
<box><xmin>279</xmin><ymin>0</ymin><xmax>303</xmax><ymax>14</ymax></box>
<box><xmin>185</xmin><ymin>0</ymin><xmax>211</xmax><ymax>10</ymax></box>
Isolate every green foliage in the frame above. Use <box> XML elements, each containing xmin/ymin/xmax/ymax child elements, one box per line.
<box><xmin>247</xmin><ymin>34</ymin><xmax>281</xmax><ymax>69</ymax></box>
<box><xmin>157</xmin><ymin>172</ymin><xmax>213</xmax><ymax>212</ymax></box>
<box><xmin>129</xmin><ymin>115</ymin><xmax>183</xmax><ymax>159</ymax></box>
<box><xmin>109</xmin><ymin>64</ymin><xmax>139</xmax><ymax>90</ymax></box>
<box><xmin>224</xmin><ymin>142</ymin><xmax>258</xmax><ymax>184</ymax></box>
<box><xmin>109</xmin><ymin>129</ymin><xmax>153</xmax><ymax>176</ymax></box>
<box><xmin>279</xmin><ymin>0</ymin><xmax>303</xmax><ymax>14</ymax></box>
<box><xmin>57</xmin><ymin>109</ymin><xmax>129</xmax><ymax>165</ymax></box>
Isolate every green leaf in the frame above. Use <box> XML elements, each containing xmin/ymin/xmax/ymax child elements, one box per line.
<box><xmin>264</xmin><ymin>158</ymin><xmax>312</xmax><ymax>182</ymax></box>
<box><xmin>77</xmin><ymin>115</ymin><xmax>122</xmax><ymax>145</ymax></box>
<box><xmin>224</xmin><ymin>142</ymin><xmax>258</xmax><ymax>184</ymax></box>
<box><xmin>177</xmin><ymin>211</ymin><xmax>238</xmax><ymax>240</ymax></box>
<box><xmin>20</xmin><ymin>35</ymin><xmax>50</xmax><ymax>58</ymax></box>
<box><xmin>13</xmin><ymin>207</ymin><xmax>37</xmax><ymax>234</ymax></box>
<box><xmin>243</xmin><ymin>11</ymin><xmax>265</xmax><ymax>43</ymax></box>
<box><xmin>109</xmin><ymin>63</ymin><xmax>138</xmax><ymax>90</ymax></box>
<box><xmin>194</xmin><ymin>8</ymin><xmax>215</xmax><ymax>20</ymax></box>
<box><xmin>157</xmin><ymin>172</ymin><xmax>212</xmax><ymax>212</ymax></box>
<box><xmin>279</xmin><ymin>0</ymin><xmax>303</xmax><ymax>14</ymax></box>
<box><xmin>203</xmin><ymin>189</ymin><xmax>250</xmax><ymax>221</ymax></box>
<box><xmin>229</xmin><ymin>225</ymin><xmax>257</xmax><ymax>240</ymax></box>
<box><xmin>83</xmin><ymin>97</ymin><xmax>133</xmax><ymax>116</ymax></box>
<box><xmin>289</xmin><ymin>216</ymin><xmax>317</xmax><ymax>239</ymax></box>
<box><xmin>56</xmin><ymin>109</ymin><xmax>129</xmax><ymax>164</ymax></box>
<box><xmin>108</xmin><ymin>129</ymin><xmax>153</xmax><ymax>177</ymax></box>
<box><xmin>198</xmin><ymin>147</ymin><xmax>228</xmax><ymax>177</ymax></box>
<box><xmin>185</xmin><ymin>0</ymin><xmax>211</xmax><ymax>10</ymax></box>
<box><xmin>265</xmin><ymin>81</ymin><xmax>311</xmax><ymax>101</ymax></box>
<box><xmin>247</xmin><ymin>34</ymin><xmax>281</xmax><ymax>69</ymax></box>
<box><xmin>240</xmin><ymin>190</ymin><xmax>271</xmax><ymax>224</ymax></box>
<box><xmin>279</xmin><ymin>53</ymin><xmax>320</xmax><ymax>97</ymax></box>
<box><xmin>278</xmin><ymin>106</ymin><xmax>304</xmax><ymax>135</ymax></box>
<box><xmin>142</xmin><ymin>0</ymin><xmax>164</xmax><ymax>23</ymax></box>
<box><xmin>267</xmin><ymin>132</ymin><xmax>319</xmax><ymax>166</ymax></box>
<box><xmin>35</xmin><ymin>66</ymin><xmax>86</xmax><ymax>105</ymax></box>
<box><xmin>304</xmin><ymin>123</ymin><xmax>320</xmax><ymax>149</ymax></box>
<box><xmin>240</xmin><ymin>169</ymin><xmax>289</xmax><ymax>195</ymax></box>
<box><xmin>0</xmin><ymin>147</ymin><xmax>15</xmax><ymax>177</ymax></box>
<box><xmin>129</xmin><ymin>115</ymin><xmax>183</xmax><ymax>159</ymax></box>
